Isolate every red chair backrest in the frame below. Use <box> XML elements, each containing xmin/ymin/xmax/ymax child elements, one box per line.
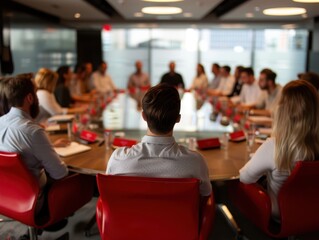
<box><xmin>96</xmin><ymin>174</ymin><xmax>200</xmax><ymax>240</ymax></box>
<box><xmin>0</xmin><ymin>151</ymin><xmax>40</xmax><ymax>226</ymax></box>
<box><xmin>278</xmin><ymin>160</ymin><xmax>319</xmax><ymax>235</ymax></box>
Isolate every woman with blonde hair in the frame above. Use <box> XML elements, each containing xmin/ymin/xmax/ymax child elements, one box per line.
<box><xmin>34</xmin><ymin>68</ymin><xmax>86</xmax><ymax>123</ymax></box>
<box><xmin>239</xmin><ymin>80</ymin><xmax>319</xmax><ymax>219</ymax></box>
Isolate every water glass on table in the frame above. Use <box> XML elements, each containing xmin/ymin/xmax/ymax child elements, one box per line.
<box><xmin>244</xmin><ymin>126</ymin><xmax>256</xmax><ymax>152</ymax></box>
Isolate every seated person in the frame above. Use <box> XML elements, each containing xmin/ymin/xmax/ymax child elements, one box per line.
<box><xmin>106</xmin><ymin>84</ymin><xmax>212</xmax><ymax>197</ymax></box>
<box><xmin>207</xmin><ymin>65</ymin><xmax>235</xmax><ymax>97</ymax></box>
<box><xmin>298</xmin><ymin>71</ymin><xmax>319</xmax><ymax>91</ymax></box>
<box><xmin>190</xmin><ymin>64</ymin><xmax>209</xmax><ymax>110</ymax></box>
<box><xmin>0</xmin><ymin>75</ymin><xmax>69</xmax><ymax>211</ymax></box>
<box><xmin>250</xmin><ymin>68</ymin><xmax>282</xmax><ymax>117</ymax></box>
<box><xmin>127</xmin><ymin>60</ymin><xmax>151</xmax><ymax>111</ymax></box>
<box><xmin>239</xmin><ymin>80</ymin><xmax>319</xmax><ymax>219</ymax></box>
<box><xmin>34</xmin><ymin>68</ymin><xmax>86</xmax><ymax>123</ymax></box>
<box><xmin>54</xmin><ymin>65</ymin><xmax>74</xmax><ymax>108</ymax></box>
<box><xmin>91</xmin><ymin>61</ymin><xmax>117</xmax><ymax>95</ymax></box>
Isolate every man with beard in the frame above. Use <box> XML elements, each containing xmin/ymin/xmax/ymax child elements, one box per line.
<box><xmin>250</xmin><ymin>68</ymin><xmax>282</xmax><ymax>117</ymax></box>
<box><xmin>0</xmin><ymin>75</ymin><xmax>68</xmax><ymax>190</ymax></box>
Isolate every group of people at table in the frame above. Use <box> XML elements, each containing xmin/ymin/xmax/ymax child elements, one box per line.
<box><xmin>0</xmin><ymin>59</ymin><xmax>319</xmax><ymax>236</ymax></box>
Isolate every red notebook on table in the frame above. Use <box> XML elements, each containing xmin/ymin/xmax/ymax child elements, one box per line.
<box><xmin>197</xmin><ymin>138</ymin><xmax>221</xmax><ymax>150</ymax></box>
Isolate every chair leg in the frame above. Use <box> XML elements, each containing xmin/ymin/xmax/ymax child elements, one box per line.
<box><xmin>28</xmin><ymin>226</ymin><xmax>38</xmax><ymax>240</ymax></box>
<box><xmin>217</xmin><ymin>204</ymin><xmax>249</xmax><ymax>240</ymax></box>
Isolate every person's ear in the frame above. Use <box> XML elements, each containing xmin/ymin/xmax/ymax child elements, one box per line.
<box><xmin>25</xmin><ymin>93</ymin><xmax>34</xmax><ymax>104</ymax></box>
<box><xmin>142</xmin><ymin>111</ymin><xmax>147</xmax><ymax>121</ymax></box>
<box><xmin>176</xmin><ymin>114</ymin><xmax>181</xmax><ymax>123</ymax></box>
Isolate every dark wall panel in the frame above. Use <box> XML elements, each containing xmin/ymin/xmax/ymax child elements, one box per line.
<box><xmin>77</xmin><ymin>30</ymin><xmax>102</xmax><ymax>70</ymax></box>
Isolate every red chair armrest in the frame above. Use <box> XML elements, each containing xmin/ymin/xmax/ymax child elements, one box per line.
<box><xmin>199</xmin><ymin>193</ymin><xmax>215</xmax><ymax>240</ymax></box>
<box><xmin>96</xmin><ymin>197</ymin><xmax>104</xmax><ymax>236</ymax></box>
<box><xmin>43</xmin><ymin>174</ymin><xmax>94</xmax><ymax>227</ymax></box>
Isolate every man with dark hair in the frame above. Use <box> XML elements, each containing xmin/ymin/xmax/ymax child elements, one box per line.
<box><xmin>207</xmin><ymin>65</ymin><xmax>235</xmax><ymax>96</ymax></box>
<box><xmin>234</xmin><ymin>67</ymin><xmax>261</xmax><ymax>106</ymax></box>
<box><xmin>160</xmin><ymin>61</ymin><xmax>185</xmax><ymax>89</ymax></box>
<box><xmin>250</xmin><ymin>68</ymin><xmax>282</xmax><ymax>116</ymax></box>
<box><xmin>298</xmin><ymin>71</ymin><xmax>319</xmax><ymax>91</ymax></box>
<box><xmin>106</xmin><ymin>84</ymin><xmax>212</xmax><ymax>197</ymax></box>
<box><xmin>0</xmin><ymin>76</ymin><xmax>68</xmax><ymax>190</ymax></box>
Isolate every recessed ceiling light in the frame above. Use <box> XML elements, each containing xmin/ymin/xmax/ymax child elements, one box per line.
<box><xmin>293</xmin><ymin>0</ymin><xmax>319</xmax><ymax>2</ymax></box>
<box><xmin>134</xmin><ymin>12</ymin><xmax>144</xmax><ymax>17</ymax></box>
<box><xmin>183</xmin><ymin>12</ymin><xmax>193</xmax><ymax>17</ymax></box>
<box><xmin>263</xmin><ymin>7</ymin><xmax>306</xmax><ymax>16</ymax></box>
<box><xmin>74</xmin><ymin>13</ymin><xmax>81</xmax><ymax>19</ymax></box>
<box><xmin>142</xmin><ymin>0</ymin><xmax>184</xmax><ymax>2</ymax></box>
<box><xmin>141</xmin><ymin>6</ymin><xmax>183</xmax><ymax>15</ymax></box>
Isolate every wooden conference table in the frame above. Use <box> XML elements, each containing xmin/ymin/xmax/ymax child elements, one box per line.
<box><xmin>49</xmin><ymin>129</ymin><xmax>258</xmax><ymax>181</ymax></box>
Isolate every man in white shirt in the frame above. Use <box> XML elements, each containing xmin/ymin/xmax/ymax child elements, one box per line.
<box><xmin>207</xmin><ymin>65</ymin><xmax>235</xmax><ymax>97</ymax></box>
<box><xmin>234</xmin><ymin>67</ymin><xmax>261</xmax><ymax>107</ymax></box>
<box><xmin>209</xmin><ymin>63</ymin><xmax>221</xmax><ymax>89</ymax></box>
<box><xmin>107</xmin><ymin>84</ymin><xmax>212</xmax><ymax>197</ymax></box>
<box><xmin>91</xmin><ymin>61</ymin><xmax>116</xmax><ymax>94</ymax></box>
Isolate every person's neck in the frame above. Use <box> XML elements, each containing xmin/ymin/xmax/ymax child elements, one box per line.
<box><xmin>147</xmin><ymin>129</ymin><xmax>173</xmax><ymax>137</ymax></box>
<box><xmin>267</xmin><ymin>84</ymin><xmax>276</xmax><ymax>94</ymax></box>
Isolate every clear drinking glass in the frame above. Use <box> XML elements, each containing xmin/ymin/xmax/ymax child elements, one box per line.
<box><xmin>244</xmin><ymin>125</ymin><xmax>256</xmax><ymax>152</ymax></box>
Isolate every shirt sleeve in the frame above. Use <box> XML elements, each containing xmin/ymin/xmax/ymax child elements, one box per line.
<box><xmin>198</xmin><ymin>156</ymin><xmax>212</xmax><ymax>196</ymax></box>
<box><xmin>32</xmin><ymin>128</ymin><xmax>68</xmax><ymax>180</ymax></box>
<box><xmin>239</xmin><ymin>138</ymin><xmax>275</xmax><ymax>184</ymax></box>
<box><xmin>39</xmin><ymin>91</ymin><xmax>65</xmax><ymax>116</ymax></box>
<box><xmin>255</xmin><ymin>91</ymin><xmax>267</xmax><ymax>109</ymax></box>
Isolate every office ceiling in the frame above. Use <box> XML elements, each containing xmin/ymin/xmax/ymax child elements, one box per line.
<box><xmin>9</xmin><ymin>0</ymin><xmax>319</xmax><ymax>29</ymax></box>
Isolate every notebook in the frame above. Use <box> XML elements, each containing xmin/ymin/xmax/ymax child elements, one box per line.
<box><xmin>54</xmin><ymin>142</ymin><xmax>91</xmax><ymax>157</ymax></box>
<box><xmin>48</xmin><ymin>114</ymin><xmax>75</xmax><ymax>123</ymax></box>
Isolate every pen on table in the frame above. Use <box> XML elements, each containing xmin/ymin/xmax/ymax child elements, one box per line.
<box><xmin>98</xmin><ymin>140</ymin><xmax>105</xmax><ymax>147</ymax></box>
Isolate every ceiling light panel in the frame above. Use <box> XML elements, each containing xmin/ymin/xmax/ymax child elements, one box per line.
<box><xmin>142</xmin><ymin>6</ymin><xmax>182</xmax><ymax>15</ymax></box>
<box><xmin>263</xmin><ymin>7</ymin><xmax>306</xmax><ymax>16</ymax></box>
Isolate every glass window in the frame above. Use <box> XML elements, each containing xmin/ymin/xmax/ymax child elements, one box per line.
<box><xmin>253</xmin><ymin>29</ymin><xmax>308</xmax><ymax>86</ymax></box>
<box><xmin>10</xmin><ymin>28</ymin><xmax>76</xmax><ymax>75</ymax></box>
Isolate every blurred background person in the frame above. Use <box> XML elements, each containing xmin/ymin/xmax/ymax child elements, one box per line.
<box><xmin>160</xmin><ymin>61</ymin><xmax>185</xmax><ymax>89</ymax></box>
<box><xmin>34</xmin><ymin>68</ymin><xmax>86</xmax><ymax>123</ymax></box>
<box><xmin>54</xmin><ymin>65</ymin><xmax>74</xmax><ymax>108</ymax></box>
<box><xmin>127</xmin><ymin>60</ymin><xmax>151</xmax><ymax>111</ymax></box>
<box><xmin>91</xmin><ymin>61</ymin><xmax>116</xmax><ymax>95</ymax></box>
<box><xmin>190</xmin><ymin>64</ymin><xmax>208</xmax><ymax>110</ymax></box>
<box><xmin>298</xmin><ymin>71</ymin><xmax>319</xmax><ymax>91</ymax></box>
<box><xmin>208</xmin><ymin>63</ymin><xmax>221</xmax><ymax>90</ymax></box>
<box><xmin>250</xmin><ymin>68</ymin><xmax>282</xmax><ymax>117</ymax></box>
<box><xmin>207</xmin><ymin>65</ymin><xmax>235</xmax><ymax>97</ymax></box>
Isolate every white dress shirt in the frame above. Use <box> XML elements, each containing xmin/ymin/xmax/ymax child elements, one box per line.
<box><xmin>107</xmin><ymin>135</ymin><xmax>212</xmax><ymax>196</ymax></box>
<box><xmin>239</xmin><ymin>81</ymin><xmax>262</xmax><ymax>105</ymax></box>
<box><xmin>92</xmin><ymin>71</ymin><xmax>116</xmax><ymax>93</ymax></box>
<box><xmin>217</xmin><ymin>75</ymin><xmax>235</xmax><ymax>96</ymax></box>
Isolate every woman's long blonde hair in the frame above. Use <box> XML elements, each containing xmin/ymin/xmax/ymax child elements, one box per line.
<box><xmin>272</xmin><ymin>80</ymin><xmax>319</xmax><ymax>172</ymax></box>
<box><xmin>34</xmin><ymin>68</ymin><xmax>58</xmax><ymax>93</ymax></box>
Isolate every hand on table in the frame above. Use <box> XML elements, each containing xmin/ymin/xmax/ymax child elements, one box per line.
<box><xmin>53</xmin><ymin>138</ymin><xmax>71</xmax><ymax>148</ymax></box>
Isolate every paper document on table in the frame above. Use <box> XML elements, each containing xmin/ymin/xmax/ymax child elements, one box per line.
<box><xmin>45</xmin><ymin>124</ymin><xmax>60</xmax><ymax>132</ymax></box>
<box><xmin>48</xmin><ymin>114</ymin><xmax>75</xmax><ymax>123</ymax></box>
<box><xmin>54</xmin><ymin>142</ymin><xmax>91</xmax><ymax>157</ymax></box>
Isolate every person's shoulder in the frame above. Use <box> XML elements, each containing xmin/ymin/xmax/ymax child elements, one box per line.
<box><xmin>111</xmin><ymin>143</ymin><xmax>143</xmax><ymax>160</ymax></box>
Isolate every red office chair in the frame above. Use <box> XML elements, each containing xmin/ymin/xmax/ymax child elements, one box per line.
<box><xmin>230</xmin><ymin>161</ymin><xmax>319</xmax><ymax>238</ymax></box>
<box><xmin>0</xmin><ymin>151</ymin><xmax>94</xmax><ymax>240</ymax></box>
<box><xmin>96</xmin><ymin>174</ymin><xmax>215</xmax><ymax>240</ymax></box>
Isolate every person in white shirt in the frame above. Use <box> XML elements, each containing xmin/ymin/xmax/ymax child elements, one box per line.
<box><xmin>34</xmin><ymin>68</ymin><xmax>86</xmax><ymax>124</ymax></box>
<box><xmin>91</xmin><ymin>61</ymin><xmax>116</xmax><ymax>94</ymax></box>
<box><xmin>234</xmin><ymin>67</ymin><xmax>261</xmax><ymax>107</ymax></box>
<box><xmin>208</xmin><ymin>63</ymin><xmax>221</xmax><ymax>90</ymax></box>
<box><xmin>250</xmin><ymin>68</ymin><xmax>282</xmax><ymax>117</ymax></box>
<box><xmin>239</xmin><ymin>80</ymin><xmax>319</xmax><ymax>219</ymax></box>
<box><xmin>207</xmin><ymin>65</ymin><xmax>235</xmax><ymax>97</ymax></box>
<box><xmin>107</xmin><ymin>84</ymin><xmax>212</xmax><ymax>197</ymax></box>
<box><xmin>190</xmin><ymin>64</ymin><xmax>209</xmax><ymax>110</ymax></box>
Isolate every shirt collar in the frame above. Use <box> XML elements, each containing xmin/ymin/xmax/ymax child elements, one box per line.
<box><xmin>9</xmin><ymin>107</ymin><xmax>33</xmax><ymax>121</ymax></box>
<box><xmin>141</xmin><ymin>135</ymin><xmax>175</xmax><ymax>145</ymax></box>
